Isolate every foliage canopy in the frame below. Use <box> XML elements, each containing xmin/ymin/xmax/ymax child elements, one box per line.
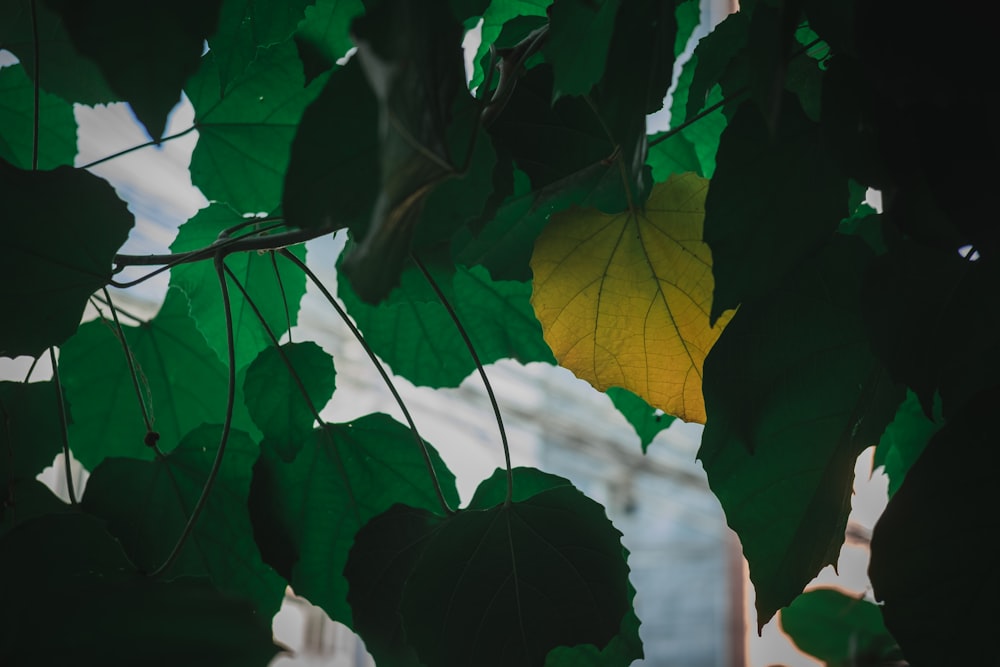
<box><xmin>1</xmin><ymin>0</ymin><xmax>996</xmax><ymax>665</ymax></box>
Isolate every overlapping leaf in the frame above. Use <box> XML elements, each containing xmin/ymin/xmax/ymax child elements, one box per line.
<box><xmin>0</xmin><ymin>161</ymin><xmax>133</xmax><ymax>357</ymax></box>
<box><xmin>0</xmin><ymin>381</ymin><xmax>64</xmax><ymax>484</ymax></box>
<box><xmin>82</xmin><ymin>425</ymin><xmax>286</xmax><ymax>618</ymax></box>
<box><xmin>531</xmin><ymin>172</ymin><xmax>734</xmax><ymax>423</ymax></box>
<box><xmin>700</xmin><ymin>234</ymin><xmax>902</xmax><ymax>627</ymax></box>
<box><xmin>606</xmin><ymin>387</ymin><xmax>675</xmax><ymax>453</ymax></box>
<box><xmin>0</xmin><ymin>63</ymin><xmax>76</xmax><ymax>169</ymax></box>
<box><xmin>544</xmin><ymin>0</ymin><xmax>621</xmax><ymax>99</ymax></box>
<box><xmin>294</xmin><ymin>0</ymin><xmax>365</xmax><ymax>81</ymax></box>
<box><xmin>248</xmin><ymin>413</ymin><xmax>459</xmax><ymax>625</ymax></box>
<box><xmin>873</xmin><ymin>390</ymin><xmax>940</xmax><ymax>497</ymax></box>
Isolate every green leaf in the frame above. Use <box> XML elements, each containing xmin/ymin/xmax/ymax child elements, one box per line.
<box><xmin>862</xmin><ymin>242</ymin><xmax>1000</xmax><ymax>420</ymax></box>
<box><xmin>210</xmin><ymin>0</ymin><xmax>315</xmax><ymax>89</ymax></box>
<box><xmin>243</xmin><ymin>341</ymin><xmax>336</xmax><ymax>461</ymax></box>
<box><xmin>0</xmin><ymin>161</ymin><xmax>133</xmax><ymax>357</ymax></box>
<box><xmin>684</xmin><ymin>10</ymin><xmax>748</xmax><ymax>121</ymax></box>
<box><xmin>340</xmin><ymin>0</ymin><xmax>475</xmax><ymax>302</ymax></box>
<box><xmin>169</xmin><ymin>204</ymin><xmax>307</xmax><ymax>370</ymax></box>
<box><xmin>339</xmin><ymin>256</ymin><xmax>552</xmax><ymax>388</ymax></box>
<box><xmin>0</xmin><ymin>513</ymin><xmax>281</xmax><ymax>666</ymax></box>
<box><xmin>82</xmin><ymin>424</ymin><xmax>285</xmax><ymax>617</ymax></box>
<box><xmin>704</xmin><ymin>96</ymin><xmax>847</xmax><ymax>322</ymax></box>
<box><xmin>0</xmin><ymin>63</ymin><xmax>77</xmax><ymax>169</ymax></box>
<box><xmin>606</xmin><ymin>387</ymin><xmax>676</xmax><ymax>453</ymax></box>
<box><xmin>544</xmin><ymin>0</ymin><xmax>621</xmax><ymax>99</ymax></box>
<box><xmin>467</xmin><ymin>466</ymin><xmax>573</xmax><ymax>508</ymax></box>
<box><xmin>700</xmin><ymin>235</ymin><xmax>903</xmax><ymax>628</ymax></box>
<box><xmin>248</xmin><ymin>413</ymin><xmax>459</xmax><ymax>625</ymax></box>
<box><xmin>869</xmin><ymin>387</ymin><xmax>1000</xmax><ymax>667</ymax></box>
<box><xmin>44</xmin><ymin>0</ymin><xmax>223</xmax><ymax>140</ymax></box>
<box><xmin>0</xmin><ymin>0</ymin><xmax>117</xmax><ymax>105</ymax></box>
<box><xmin>780</xmin><ymin>588</ymin><xmax>902</xmax><ymax>667</ymax></box>
<box><xmin>0</xmin><ymin>479</ymin><xmax>68</xmax><ymax>539</ymax></box>
<box><xmin>187</xmin><ymin>39</ymin><xmax>327</xmax><ymax>214</ymax></box>
<box><xmin>294</xmin><ymin>0</ymin><xmax>365</xmax><ymax>82</ymax></box>
<box><xmin>468</xmin><ymin>0</ymin><xmax>551</xmax><ymax>90</ymax></box>
<box><xmin>0</xmin><ymin>381</ymin><xmax>64</xmax><ymax>483</ymax></box>
<box><xmin>873</xmin><ymin>389</ymin><xmax>941</xmax><ymax>498</ymax></box>
<box><xmin>399</xmin><ymin>482</ymin><xmax>631</xmax><ymax>667</ymax></box>
<box><xmin>282</xmin><ymin>58</ymin><xmax>380</xmax><ymax>233</ymax></box>
<box><xmin>59</xmin><ymin>288</ymin><xmax>255</xmax><ymax>468</ymax></box>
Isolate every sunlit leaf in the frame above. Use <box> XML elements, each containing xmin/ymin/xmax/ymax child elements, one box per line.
<box><xmin>0</xmin><ymin>63</ymin><xmax>76</xmax><ymax>169</ymax></box>
<box><xmin>243</xmin><ymin>341</ymin><xmax>336</xmax><ymax>462</ymax></box>
<box><xmin>780</xmin><ymin>588</ymin><xmax>902</xmax><ymax>667</ymax></box>
<box><xmin>44</xmin><ymin>0</ymin><xmax>223</xmax><ymax>140</ymax></box>
<box><xmin>0</xmin><ymin>381</ymin><xmax>64</xmax><ymax>483</ymax></box>
<box><xmin>870</xmin><ymin>387</ymin><xmax>1000</xmax><ymax>666</ymax></box>
<box><xmin>700</xmin><ymin>234</ymin><xmax>903</xmax><ymax>627</ymax></box>
<box><xmin>82</xmin><ymin>425</ymin><xmax>286</xmax><ymax>617</ymax></box>
<box><xmin>294</xmin><ymin>0</ymin><xmax>365</xmax><ymax>82</ymax></box>
<box><xmin>0</xmin><ymin>513</ymin><xmax>281</xmax><ymax>666</ymax></box>
<box><xmin>398</xmin><ymin>481</ymin><xmax>631</xmax><ymax>667</ymax></box>
<box><xmin>169</xmin><ymin>204</ymin><xmax>307</xmax><ymax>370</ymax></box>
<box><xmin>187</xmin><ymin>39</ymin><xmax>327</xmax><ymax>214</ymax></box>
<box><xmin>704</xmin><ymin>96</ymin><xmax>847</xmax><ymax>322</ymax></box>
<box><xmin>531</xmin><ymin>172</ymin><xmax>734</xmax><ymax>423</ymax></box>
<box><xmin>606</xmin><ymin>387</ymin><xmax>675</xmax><ymax>453</ymax></box>
<box><xmin>544</xmin><ymin>0</ymin><xmax>620</xmax><ymax>99</ymax></box>
<box><xmin>0</xmin><ymin>0</ymin><xmax>116</xmax><ymax>104</ymax></box>
<box><xmin>59</xmin><ymin>288</ymin><xmax>256</xmax><ymax>468</ymax></box>
<box><xmin>0</xmin><ymin>161</ymin><xmax>133</xmax><ymax>357</ymax></box>
<box><xmin>873</xmin><ymin>389</ymin><xmax>941</xmax><ymax>497</ymax></box>
<box><xmin>248</xmin><ymin>413</ymin><xmax>459</xmax><ymax>625</ymax></box>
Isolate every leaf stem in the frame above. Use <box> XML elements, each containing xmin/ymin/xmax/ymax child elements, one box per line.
<box><xmin>102</xmin><ymin>288</ymin><xmax>157</xmax><ymax>443</ymax></box>
<box><xmin>278</xmin><ymin>249</ymin><xmax>455</xmax><ymax>516</ymax></box>
<box><xmin>269</xmin><ymin>251</ymin><xmax>293</xmax><ymax>342</ymax></box>
<box><xmin>149</xmin><ymin>252</ymin><xmax>238</xmax><ymax>577</ymax></box>
<box><xmin>412</xmin><ymin>255</ymin><xmax>514</xmax><ymax>506</ymax></box>
<box><xmin>48</xmin><ymin>347</ymin><xmax>77</xmax><ymax>506</ymax></box>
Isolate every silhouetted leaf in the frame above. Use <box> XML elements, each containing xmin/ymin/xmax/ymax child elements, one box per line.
<box><xmin>468</xmin><ymin>0</ymin><xmax>550</xmax><ymax>89</ymax></box>
<box><xmin>82</xmin><ymin>425</ymin><xmax>285</xmax><ymax>617</ymax></box>
<box><xmin>44</xmin><ymin>0</ymin><xmax>223</xmax><ymax>140</ymax></box>
<box><xmin>248</xmin><ymin>413</ymin><xmax>458</xmax><ymax>625</ymax></box>
<box><xmin>700</xmin><ymin>234</ymin><xmax>902</xmax><ymax>627</ymax></box>
<box><xmin>294</xmin><ymin>0</ymin><xmax>365</xmax><ymax>82</ymax></box>
<box><xmin>169</xmin><ymin>204</ymin><xmax>307</xmax><ymax>369</ymax></box>
<box><xmin>0</xmin><ymin>513</ymin><xmax>280</xmax><ymax>666</ymax></box>
<box><xmin>544</xmin><ymin>0</ymin><xmax>621</xmax><ymax>99</ymax></box>
<box><xmin>870</xmin><ymin>387</ymin><xmax>1000</xmax><ymax>667</ymax></box>
<box><xmin>0</xmin><ymin>479</ymin><xmax>68</xmax><ymax>539</ymax></box>
<box><xmin>0</xmin><ymin>161</ymin><xmax>133</xmax><ymax>357</ymax></box>
<box><xmin>0</xmin><ymin>381</ymin><xmax>64</xmax><ymax>483</ymax></box>
<box><xmin>0</xmin><ymin>63</ymin><xmax>76</xmax><ymax>169</ymax></box>
<box><xmin>243</xmin><ymin>341</ymin><xmax>336</xmax><ymax>461</ymax></box>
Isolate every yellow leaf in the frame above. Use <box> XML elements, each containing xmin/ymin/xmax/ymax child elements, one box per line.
<box><xmin>530</xmin><ymin>172</ymin><xmax>735</xmax><ymax>423</ymax></box>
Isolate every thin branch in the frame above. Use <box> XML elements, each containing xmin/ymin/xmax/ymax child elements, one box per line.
<box><xmin>413</xmin><ymin>255</ymin><xmax>514</xmax><ymax>506</ymax></box>
<box><xmin>269</xmin><ymin>251</ymin><xmax>293</xmax><ymax>343</ymax></box>
<box><xmin>48</xmin><ymin>348</ymin><xmax>77</xmax><ymax>506</ymax></box>
<box><xmin>102</xmin><ymin>288</ymin><xmax>157</xmax><ymax>444</ymax></box>
<box><xmin>149</xmin><ymin>252</ymin><xmax>238</xmax><ymax>577</ymax></box>
<box><xmin>278</xmin><ymin>249</ymin><xmax>455</xmax><ymax>516</ymax></box>
<box><xmin>91</xmin><ymin>292</ymin><xmax>146</xmax><ymax>325</ymax></box>
<box><xmin>78</xmin><ymin>126</ymin><xmax>198</xmax><ymax>170</ymax></box>
<box><xmin>22</xmin><ymin>355</ymin><xmax>41</xmax><ymax>382</ymax></box>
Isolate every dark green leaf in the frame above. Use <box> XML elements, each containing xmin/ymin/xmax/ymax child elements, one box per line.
<box><xmin>400</xmin><ymin>483</ymin><xmax>631</xmax><ymax>667</ymax></box>
<box><xmin>606</xmin><ymin>387</ymin><xmax>675</xmax><ymax>453</ymax></box>
<box><xmin>44</xmin><ymin>0</ymin><xmax>223</xmax><ymax>140</ymax></box>
<box><xmin>187</xmin><ymin>39</ymin><xmax>327</xmax><ymax>214</ymax></box>
<box><xmin>339</xmin><ymin>257</ymin><xmax>552</xmax><ymax>388</ymax></box>
<box><xmin>0</xmin><ymin>513</ymin><xmax>280</xmax><ymax>666</ymax></box>
<box><xmin>780</xmin><ymin>588</ymin><xmax>902</xmax><ymax>666</ymax></box>
<box><xmin>0</xmin><ymin>0</ymin><xmax>116</xmax><ymax>104</ymax></box>
<box><xmin>0</xmin><ymin>479</ymin><xmax>68</xmax><ymax>539</ymax></box>
<box><xmin>210</xmin><ymin>0</ymin><xmax>315</xmax><ymax>89</ymax></box>
<box><xmin>543</xmin><ymin>586</ymin><xmax>642</xmax><ymax>667</ymax></box>
<box><xmin>700</xmin><ymin>235</ymin><xmax>903</xmax><ymax>627</ymax></box>
<box><xmin>684</xmin><ymin>10</ymin><xmax>748</xmax><ymax>121</ymax></box>
<box><xmin>294</xmin><ymin>0</ymin><xmax>365</xmax><ymax>82</ymax></box>
<box><xmin>59</xmin><ymin>288</ymin><xmax>256</xmax><ymax>468</ymax></box>
<box><xmin>468</xmin><ymin>0</ymin><xmax>551</xmax><ymax>90</ymax></box>
<box><xmin>467</xmin><ymin>466</ymin><xmax>573</xmax><ymax>509</ymax></box>
<box><xmin>544</xmin><ymin>0</ymin><xmax>621</xmax><ymax>99</ymax></box>
<box><xmin>248</xmin><ymin>413</ymin><xmax>459</xmax><ymax>625</ymax></box>
<box><xmin>869</xmin><ymin>387</ymin><xmax>1000</xmax><ymax>667</ymax></box>
<box><xmin>0</xmin><ymin>381</ymin><xmax>64</xmax><ymax>482</ymax></box>
<box><xmin>243</xmin><ymin>341</ymin><xmax>336</xmax><ymax>461</ymax></box>
<box><xmin>169</xmin><ymin>204</ymin><xmax>307</xmax><ymax>369</ymax></box>
<box><xmin>873</xmin><ymin>390</ymin><xmax>941</xmax><ymax>498</ymax></box>
<box><xmin>862</xmin><ymin>243</ymin><xmax>1000</xmax><ymax>420</ymax></box>
<box><xmin>82</xmin><ymin>424</ymin><xmax>285</xmax><ymax>617</ymax></box>
<box><xmin>282</xmin><ymin>58</ymin><xmax>379</xmax><ymax>233</ymax></box>
<box><xmin>0</xmin><ymin>63</ymin><xmax>76</xmax><ymax>169</ymax></box>
<box><xmin>704</xmin><ymin>96</ymin><xmax>847</xmax><ymax>322</ymax></box>
<box><xmin>0</xmin><ymin>161</ymin><xmax>133</xmax><ymax>357</ymax></box>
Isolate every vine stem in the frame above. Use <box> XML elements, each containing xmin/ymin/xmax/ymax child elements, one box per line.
<box><xmin>102</xmin><ymin>288</ymin><xmax>156</xmax><ymax>442</ymax></box>
<box><xmin>278</xmin><ymin>249</ymin><xmax>455</xmax><ymax>516</ymax></box>
<box><xmin>78</xmin><ymin>126</ymin><xmax>198</xmax><ymax>170</ymax></box>
<box><xmin>412</xmin><ymin>255</ymin><xmax>514</xmax><ymax>507</ymax></box>
<box><xmin>149</xmin><ymin>252</ymin><xmax>238</xmax><ymax>577</ymax></box>
<box><xmin>48</xmin><ymin>348</ymin><xmax>77</xmax><ymax>505</ymax></box>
